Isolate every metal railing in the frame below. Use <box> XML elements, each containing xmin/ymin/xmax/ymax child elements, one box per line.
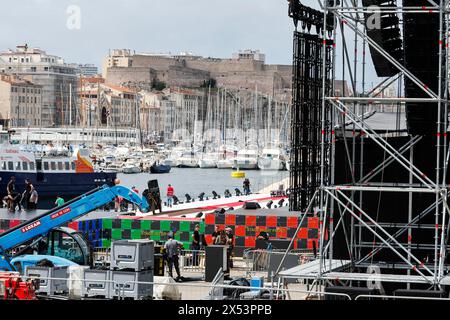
<box><xmin>243</xmin><ymin>249</ymin><xmax>313</xmax><ymax>274</ymax></box>
<box><xmin>12</xmin><ymin>273</ymin><xmax>450</xmax><ymax>301</ymax></box>
<box><xmin>5</xmin><ymin>273</ymin><xmax>351</xmax><ymax>300</ymax></box>
<box><xmin>354</xmin><ymin>294</ymin><xmax>450</xmax><ymax>301</ymax></box>
<box><xmin>179</xmin><ymin>250</ymin><xmax>205</xmax><ymax>273</ymax></box>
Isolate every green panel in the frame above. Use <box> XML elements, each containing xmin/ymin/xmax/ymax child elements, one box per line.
<box><xmin>103</xmin><ymin>219</ymin><xmax>113</xmax><ymax>229</ymax></box>
<box><xmin>141</xmin><ymin>220</ymin><xmax>151</xmax><ymax>230</ymax></box>
<box><xmin>181</xmin><ymin>242</ymin><xmax>189</xmax><ymax>249</ymax></box>
<box><xmin>160</xmin><ymin>220</ymin><xmax>171</xmax><ymax>231</ymax></box>
<box><xmin>180</xmin><ymin>221</ymin><xmax>190</xmax><ymax>232</ymax></box>
<box><xmin>112</xmin><ymin>229</ymin><xmax>122</xmax><ymax>240</ymax></box>
<box><xmin>174</xmin><ymin>233</ymin><xmax>181</xmax><ymax>241</ymax></box>
<box><xmin>131</xmin><ymin>229</ymin><xmax>142</xmax><ymax>239</ymax></box>
<box><xmin>199</xmin><ymin>223</ymin><xmax>205</xmax><ymax>233</ymax></box>
<box><xmin>121</xmin><ymin>219</ymin><xmax>132</xmax><ymax>230</ymax></box>
<box><xmin>102</xmin><ymin>239</ymin><xmax>111</xmax><ymax>248</ymax></box>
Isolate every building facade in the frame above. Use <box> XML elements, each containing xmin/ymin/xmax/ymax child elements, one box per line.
<box><xmin>101</xmin><ymin>84</ymin><xmax>138</xmax><ymax>129</ymax></box>
<box><xmin>0</xmin><ymin>45</ymin><xmax>78</xmax><ymax>127</ymax></box>
<box><xmin>0</xmin><ymin>74</ymin><xmax>42</xmax><ymax>127</ymax></box>
<box><xmin>70</xmin><ymin>64</ymin><xmax>99</xmax><ymax>77</ymax></box>
<box><xmin>103</xmin><ymin>49</ymin><xmax>292</xmax><ymax>102</ymax></box>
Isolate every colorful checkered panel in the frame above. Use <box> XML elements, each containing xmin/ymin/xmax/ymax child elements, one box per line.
<box><xmin>204</xmin><ymin>213</ymin><xmax>326</xmax><ymax>249</ymax></box>
<box><xmin>77</xmin><ymin>217</ymin><xmax>204</xmax><ymax>249</ymax></box>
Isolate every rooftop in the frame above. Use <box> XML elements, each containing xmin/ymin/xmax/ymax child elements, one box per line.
<box><xmin>0</xmin><ymin>74</ymin><xmax>38</xmax><ymax>86</ymax></box>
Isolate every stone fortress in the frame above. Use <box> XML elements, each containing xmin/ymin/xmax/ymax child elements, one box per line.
<box><xmin>103</xmin><ymin>49</ymin><xmax>292</xmax><ymax>102</ymax></box>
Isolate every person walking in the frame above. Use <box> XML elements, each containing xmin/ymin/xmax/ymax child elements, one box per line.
<box><xmin>131</xmin><ymin>186</ymin><xmax>139</xmax><ymax>194</ymax></box>
<box><xmin>114</xmin><ymin>196</ymin><xmax>123</xmax><ymax>212</ymax></box>
<box><xmin>211</xmin><ymin>225</ymin><xmax>220</xmax><ymax>244</ymax></box>
<box><xmin>22</xmin><ymin>179</ymin><xmax>33</xmax><ymax>210</ymax></box>
<box><xmin>243</xmin><ymin>178</ymin><xmax>251</xmax><ymax>195</ymax></box>
<box><xmin>225</xmin><ymin>227</ymin><xmax>235</xmax><ymax>268</ymax></box>
<box><xmin>191</xmin><ymin>224</ymin><xmax>201</xmax><ymax>266</ymax></box>
<box><xmin>215</xmin><ymin>229</ymin><xmax>229</xmax><ymax>245</ymax></box>
<box><xmin>164</xmin><ymin>232</ymin><xmax>183</xmax><ymax>281</ymax></box>
<box><xmin>55</xmin><ymin>196</ymin><xmax>65</xmax><ymax>207</ymax></box>
<box><xmin>28</xmin><ymin>186</ymin><xmax>38</xmax><ymax>210</ymax></box>
<box><xmin>6</xmin><ymin>176</ymin><xmax>16</xmax><ymax>212</ymax></box>
<box><xmin>131</xmin><ymin>186</ymin><xmax>139</xmax><ymax>210</ymax></box>
<box><xmin>166</xmin><ymin>184</ymin><xmax>174</xmax><ymax>208</ymax></box>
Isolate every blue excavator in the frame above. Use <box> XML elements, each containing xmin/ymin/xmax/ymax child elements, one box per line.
<box><xmin>0</xmin><ymin>182</ymin><xmax>150</xmax><ymax>272</ymax></box>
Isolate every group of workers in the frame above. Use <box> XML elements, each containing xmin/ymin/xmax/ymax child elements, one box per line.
<box><xmin>163</xmin><ymin>223</ymin><xmax>236</xmax><ymax>281</ymax></box>
<box><xmin>2</xmin><ymin>177</ymin><xmax>39</xmax><ymax>212</ymax></box>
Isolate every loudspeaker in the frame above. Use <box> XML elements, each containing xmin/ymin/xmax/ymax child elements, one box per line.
<box><xmin>362</xmin><ymin>0</ymin><xmax>403</xmax><ymax>77</ymax></box>
<box><xmin>148</xmin><ymin>180</ymin><xmax>159</xmax><ymax>189</ymax></box>
<box><xmin>403</xmin><ymin>0</ymin><xmax>442</xmax><ymax>135</ymax></box>
<box><xmin>243</xmin><ymin>202</ymin><xmax>261</xmax><ymax>210</ymax></box>
<box><xmin>205</xmin><ymin>245</ymin><xmax>228</xmax><ymax>282</ymax></box>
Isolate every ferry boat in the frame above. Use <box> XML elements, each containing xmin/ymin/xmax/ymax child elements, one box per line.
<box><xmin>0</xmin><ymin>144</ymin><xmax>117</xmax><ymax>208</ymax></box>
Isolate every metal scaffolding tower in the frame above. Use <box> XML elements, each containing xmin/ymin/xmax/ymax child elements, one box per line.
<box><xmin>284</xmin><ymin>0</ymin><xmax>450</xmax><ymax>298</ymax></box>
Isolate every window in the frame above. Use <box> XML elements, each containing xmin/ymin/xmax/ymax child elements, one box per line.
<box><xmin>71</xmin><ymin>162</ymin><xmax>76</xmax><ymax>170</ymax></box>
<box><xmin>51</xmin><ymin>162</ymin><xmax>56</xmax><ymax>170</ymax></box>
<box><xmin>44</xmin><ymin>162</ymin><xmax>49</xmax><ymax>170</ymax></box>
<box><xmin>57</xmin><ymin>162</ymin><xmax>63</xmax><ymax>170</ymax></box>
<box><xmin>65</xmin><ymin>162</ymin><xmax>70</xmax><ymax>170</ymax></box>
<box><xmin>30</xmin><ymin>162</ymin><xmax>35</xmax><ymax>170</ymax></box>
<box><xmin>1</xmin><ymin>162</ymin><xmax>5</xmax><ymax>170</ymax></box>
<box><xmin>8</xmin><ymin>162</ymin><xmax>13</xmax><ymax>170</ymax></box>
<box><xmin>22</xmin><ymin>162</ymin><xmax>28</xmax><ymax>170</ymax></box>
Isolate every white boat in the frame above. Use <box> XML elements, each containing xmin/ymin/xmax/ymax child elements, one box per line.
<box><xmin>217</xmin><ymin>158</ymin><xmax>234</xmax><ymax>169</ymax></box>
<box><xmin>121</xmin><ymin>159</ymin><xmax>142</xmax><ymax>174</ymax></box>
<box><xmin>163</xmin><ymin>158</ymin><xmax>176</xmax><ymax>167</ymax></box>
<box><xmin>122</xmin><ymin>164</ymin><xmax>141</xmax><ymax>174</ymax></box>
<box><xmin>105</xmin><ymin>162</ymin><xmax>122</xmax><ymax>173</ymax></box>
<box><xmin>177</xmin><ymin>152</ymin><xmax>199</xmax><ymax>168</ymax></box>
<box><xmin>198</xmin><ymin>153</ymin><xmax>218</xmax><ymax>168</ymax></box>
<box><xmin>232</xmin><ymin>149</ymin><xmax>259</xmax><ymax>170</ymax></box>
<box><xmin>199</xmin><ymin>158</ymin><xmax>217</xmax><ymax>168</ymax></box>
<box><xmin>258</xmin><ymin>148</ymin><xmax>286</xmax><ymax>171</ymax></box>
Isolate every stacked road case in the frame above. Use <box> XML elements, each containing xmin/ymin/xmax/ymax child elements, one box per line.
<box><xmin>83</xmin><ymin>239</ymin><xmax>154</xmax><ymax>299</ymax></box>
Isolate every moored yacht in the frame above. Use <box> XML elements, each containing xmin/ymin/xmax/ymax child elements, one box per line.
<box><xmin>257</xmin><ymin>148</ymin><xmax>286</xmax><ymax>170</ymax></box>
<box><xmin>177</xmin><ymin>152</ymin><xmax>199</xmax><ymax>168</ymax></box>
<box><xmin>232</xmin><ymin>149</ymin><xmax>259</xmax><ymax>170</ymax></box>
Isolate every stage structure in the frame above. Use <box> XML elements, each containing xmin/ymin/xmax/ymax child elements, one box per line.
<box><xmin>288</xmin><ymin>1</ymin><xmax>335</xmax><ymax>212</ymax></box>
<box><xmin>283</xmin><ymin>0</ymin><xmax>450</xmax><ymax>298</ymax></box>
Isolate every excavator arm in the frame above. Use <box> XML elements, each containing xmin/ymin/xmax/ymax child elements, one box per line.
<box><xmin>0</xmin><ymin>183</ymin><xmax>149</xmax><ymax>271</ymax></box>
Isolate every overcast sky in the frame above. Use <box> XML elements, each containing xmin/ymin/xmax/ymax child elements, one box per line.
<box><xmin>0</xmin><ymin>0</ymin><xmax>300</xmax><ymax>66</ymax></box>
<box><xmin>0</xmin><ymin>0</ymin><xmax>378</xmax><ymax>87</ymax></box>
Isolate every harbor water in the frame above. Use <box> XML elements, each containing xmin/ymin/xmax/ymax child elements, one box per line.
<box><xmin>118</xmin><ymin>168</ymin><xmax>289</xmax><ymax>200</ymax></box>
